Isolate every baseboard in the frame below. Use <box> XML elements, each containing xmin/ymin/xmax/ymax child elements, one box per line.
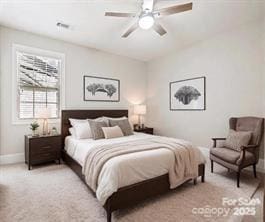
<box><xmin>0</xmin><ymin>153</ymin><xmax>24</xmax><ymax>165</ymax></box>
<box><xmin>198</xmin><ymin>146</ymin><xmax>209</xmax><ymax>157</ymax></box>
<box><xmin>255</xmin><ymin>158</ymin><xmax>265</xmax><ymax>173</ymax></box>
<box><xmin>198</xmin><ymin>147</ymin><xmax>265</xmax><ymax>173</ymax></box>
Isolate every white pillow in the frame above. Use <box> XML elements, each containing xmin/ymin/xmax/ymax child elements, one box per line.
<box><xmin>69</xmin><ymin>118</ymin><xmax>88</xmax><ymax>126</ymax></box>
<box><xmin>104</xmin><ymin>116</ymin><xmax>127</xmax><ymax>120</ymax></box>
<box><xmin>74</xmin><ymin>122</ymin><xmax>92</xmax><ymax>139</ymax></box>
<box><xmin>69</xmin><ymin>118</ymin><xmax>92</xmax><ymax>139</ymax></box>
<box><xmin>69</xmin><ymin>117</ymin><xmax>109</xmax><ymax>139</ymax></box>
<box><xmin>102</xmin><ymin>126</ymin><xmax>124</xmax><ymax>139</ymax></box>
<box><xmin>69</xmin><ymin>127</ymin><xmax>77</xmax><ymax>137</ymax></box>
<box><xmin>95</xmin><ymin>117</ymin><xmax>109</xmax><ymax>126</ymax></box>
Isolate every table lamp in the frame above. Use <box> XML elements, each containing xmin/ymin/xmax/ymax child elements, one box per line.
<box><xmin>134</xmin><ymin>105</ymin><xmax>146</xmax><ymax>129</ymax></box>
<box><xmin>38</xmin><ymin>107</ymin><xmax>51</xmax><ymax>135</ymax></box>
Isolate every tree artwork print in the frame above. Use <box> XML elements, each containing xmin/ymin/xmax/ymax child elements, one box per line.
<box><xmin>170</xmin><ymin>77</ymin><xmax>205</xmax><ymax>110</ymax></box>
<box><xmin>83</xmin><ymin>76</ymin><xmax>120</xmax><ymax>102</ymax></box>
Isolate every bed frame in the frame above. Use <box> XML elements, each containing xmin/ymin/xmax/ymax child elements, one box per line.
<box><xmin>61</xmin><ymin>109</ymin><xmax>205</xmax><ymax>222</ymax></box>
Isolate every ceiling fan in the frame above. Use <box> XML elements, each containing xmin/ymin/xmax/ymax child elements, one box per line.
<box><xmin>105</xmin><ymin>0</ymin><xmax>193</xmax><ymax>38</ymax></box>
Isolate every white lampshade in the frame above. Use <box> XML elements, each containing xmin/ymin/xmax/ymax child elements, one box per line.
<box><xmin>134</xmin><ymin>105</ymin><xmax>146</xmax><ymax>115</ymax></box>
<box><xmin>37</xmin><ymin>107</ymin><xmax>51</xmax><ymax>119</ymax></box>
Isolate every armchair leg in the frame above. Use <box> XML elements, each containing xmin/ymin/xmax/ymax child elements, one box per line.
<box><xmin>201</xmin><ymin>164</ymin><xmax>205</xmax><ymax>183</ymax></box>
<box><xmin>237</xmin><ymin>171</ymin><xmax>240</xmax><ymax>188</ymax></box>
<box><xmin>253</xmin><ymin>164</ymin><xmax>257</xmax><ymax>178</ymax></box>
<box><xmin>106</xmin><ymin>209</ymin><xmax>112</xmax><ymax>222</ymax></box>
<box><xmin>211</xmin><ymin>160</ymin><xmax>213</xmax><ymax>173</ymax></box>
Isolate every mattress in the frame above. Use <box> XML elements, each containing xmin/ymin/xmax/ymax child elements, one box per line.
<box><xmin>65</xmin><ymin>136</ymin><xmax>94</xmax><ymax>166</ymax></box>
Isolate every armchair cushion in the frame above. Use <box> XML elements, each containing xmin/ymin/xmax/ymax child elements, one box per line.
<box><xmin>210</xmin><ymin>147</ymin><xmax>255</xmax><ymax>165</ymax></box>
<box><xmin>224</xmin><ymin>130</ymin><xmax>252</xmax><ymax>151</ymax></box>
<box><xmin>232</xmin><ymin>117</ymin><xmax>264</xmax><ymax>145</ymax></box>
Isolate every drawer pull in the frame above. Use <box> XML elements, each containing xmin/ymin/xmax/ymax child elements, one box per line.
<box><xmin>41</xmin><ymin>146</ymin><xmax>51</xmax><ymax>149</ymax></box>
<box><xmin>42</xmin><ymin>153</ymin><xmax>51</xmax><ymax>156</ymax></box>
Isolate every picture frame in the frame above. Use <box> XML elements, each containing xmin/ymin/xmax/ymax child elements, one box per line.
<box><xmin>83</xmin><ymin>75</ymin><xmax>120</xmax><ymax>102</ymax></box>
<box><xmin>169</xmin><ymin>76</ymin><xmax>206</xmax><ymax>111</ymax></box>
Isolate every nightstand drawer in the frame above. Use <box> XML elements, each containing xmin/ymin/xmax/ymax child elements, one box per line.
<box><xmin>30</xmin><ymin>137</ymin><xmax>61</xmax><ymax>154</ymax></box>
<box><xmin>31</xmin><ymin>151</ymin><xmax>59</xmax><ymax>163</ymax></box>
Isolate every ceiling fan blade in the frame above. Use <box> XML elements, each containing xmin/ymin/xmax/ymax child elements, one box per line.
<box><xmin>122</xmin><ymin>23</ymin><xmax>138</xmax><ymax>38</ymax></box>
<box><xmin>142</xmin><ymin>0</ymin><xmax>154</xmax><ymax>11</ymax></box>
<box><xmin>105</xmin><ymin>12</ymin><xmax>136</xmax><ymax>18</ymax></box>
<box><xmin>156</xmin><ymin>2</ymin><xmax>192</xmax><ymax>17</ymax></box>
<box><xmin>153</xmin><ymin>23</ymin><xmax>167</xmax><ymax>36</ymax></box>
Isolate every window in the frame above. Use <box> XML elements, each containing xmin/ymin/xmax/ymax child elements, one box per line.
<box><xmin>13</xmin><ymin>45</ymin><xmax>65</xmax><ymax>123</ymax></box>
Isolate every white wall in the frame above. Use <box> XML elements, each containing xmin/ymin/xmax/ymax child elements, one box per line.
<box><xmin>263</xmin><ymin>16</ymin><xmax>265</xmax><ymax>165</ymax></box>
<box><xmin>1</xmin><ymin>20</ymin><xmax>264</xmax><ymax>165</ymax></box>
<box><xmin>0</xmin><ymin>26</ymin><xmax>147</xmax><ymax>157</ymax></box>
<box><xmin>146</xmin><ymin>22</ymin><xmax>264</xmax><ymax>154</ymax></box>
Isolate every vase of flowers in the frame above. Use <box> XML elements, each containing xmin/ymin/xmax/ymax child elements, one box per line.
<box><xmin>30</xmin><ymin>121</ymin><xmax>40</xmax><ymax>137</ymax></box>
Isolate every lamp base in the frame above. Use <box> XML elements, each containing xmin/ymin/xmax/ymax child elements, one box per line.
<box><xmin>43</xmin><ymin>119</ymin><xmax>49</xmax><ymax>135</ymax></box>
<box><xmin>134</xmin><ymin>124</ymin><xmax>145</xmax><ymax>130</ymax></box>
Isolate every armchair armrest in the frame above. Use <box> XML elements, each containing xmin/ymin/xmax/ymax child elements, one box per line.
<box><xmin>240</xmin><ymin>144</ymin><xmax>258</xmax><ymax>150</ymax></box>
<box><xmin>212</xmin><ymin>137</ymin><xmax>226</xmax><ymax>141</ymax></box>
<box><xmin>211</xmin><ymin>138</ymin><xmax>226</xmax><ymax>148</ymax></box>
<box><xmin>238</xmin><ymin>144</ymin><xmax>258</xmax><ymax>165</ymax></box>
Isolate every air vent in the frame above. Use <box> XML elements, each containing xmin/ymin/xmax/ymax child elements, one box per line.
<box><xmin>56</xmin><ymin>22</ymin><xmax>70</xmax><ymax>29</ymax></box>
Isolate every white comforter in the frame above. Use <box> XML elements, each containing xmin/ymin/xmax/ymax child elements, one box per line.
<box><xmin>65</xmin><ymin>133</ymin><xmax>206</xmax><ymax>205</ymax></box>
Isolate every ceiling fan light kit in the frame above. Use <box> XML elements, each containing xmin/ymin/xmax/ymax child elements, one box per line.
<box><xmin>105</xmin><ymin>0</ymin><xmax>193</xmax><ymax>38</ymax></box>
<box><xmin>138</xmin><ymin>14</ymin><xmax>154</xmax><ymax>30</ymax></box>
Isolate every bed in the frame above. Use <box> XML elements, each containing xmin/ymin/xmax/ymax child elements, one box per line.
<box><xmin>61</xmin><ymin>109</ymin><xmax>206</xmax><ymax>222</ymax></box>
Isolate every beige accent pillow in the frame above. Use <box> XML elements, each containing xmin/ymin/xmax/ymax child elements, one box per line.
<box><xmin>102</xmin><ymin>126</ymin><xmax>124</xmax><ymax>139</ymax></box>
<box><xmin>224</xmin><ymin>130</ymin><xmax>252</xmax><ymax>151</ymax></box>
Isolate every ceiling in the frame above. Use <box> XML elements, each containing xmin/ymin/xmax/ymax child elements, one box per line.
<box><xmin>0</xmin><ymin>0</ymin><xmax>264</xmax><ymax>61</ymax></box>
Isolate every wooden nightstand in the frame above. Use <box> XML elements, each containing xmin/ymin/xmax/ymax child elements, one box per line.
<box><xmin>134</xmin><ymin>127</ymin><xmax>154</xmax><ymax>135</ymax></box>
<box><xmin>25</xmin><ymin>134</ymin><xmax>61</xmax><ymax>170</ymax></box>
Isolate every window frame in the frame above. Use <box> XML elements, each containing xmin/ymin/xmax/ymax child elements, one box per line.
<box><xmin>12</xmin><ymin>44</ymin><xmax>65</xmax><ymax>125</ymax></box>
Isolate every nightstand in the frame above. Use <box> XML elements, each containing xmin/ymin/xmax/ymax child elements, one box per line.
<box><xmin>25</xmin><ymin>134</ymin><xmax>61</xmax><ymax>170</ymax></box>
<box><xmin>134</xmin><ymin>127</ymin><xmax>153</xmax><ymax>135</ymax></box>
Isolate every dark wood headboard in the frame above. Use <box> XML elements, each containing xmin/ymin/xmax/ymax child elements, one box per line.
<box><xmin>61</xmin><ymin>109</ymin><xmax>128</xmax><ymax>148</ymax></box>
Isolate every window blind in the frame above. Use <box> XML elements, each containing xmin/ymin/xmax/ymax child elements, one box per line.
<box><xmin>17</xmin><ymin>52</ymin><xmax>60</xmax><ymax>119</ymax></box>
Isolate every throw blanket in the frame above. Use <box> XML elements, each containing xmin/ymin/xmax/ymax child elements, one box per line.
<box><xmin>82</xmin><ymin>136</ymin><xmax>200</xmax><ymax>192</ymax></box>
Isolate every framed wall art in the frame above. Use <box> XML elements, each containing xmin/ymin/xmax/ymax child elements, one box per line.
<box><xmin>170</xmin><ymin>76</ymin><xmax>206</xmax><ymax>111</ymax></box>
<box><xmin>83</xmin><ymin>75</ymin><xmax>120</xmax><ymax>102</ymax></box>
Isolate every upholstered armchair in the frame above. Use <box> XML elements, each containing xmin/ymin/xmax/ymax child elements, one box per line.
<box><xmin>210</xmin><ymin>117</ymin><xmax>264</xmax><ymax>187</ymax></box>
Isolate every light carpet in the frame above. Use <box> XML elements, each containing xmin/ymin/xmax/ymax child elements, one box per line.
<box><xmin>0</xmin><ymin>161</ymin><xmax>260</xmax><ymax>222</ymax></box>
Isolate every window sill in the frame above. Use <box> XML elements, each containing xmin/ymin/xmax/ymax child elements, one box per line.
<box><xmin>12</xmin><ymin>118</ymin><xmax>60</xmax><ymax>125</ymax></box>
